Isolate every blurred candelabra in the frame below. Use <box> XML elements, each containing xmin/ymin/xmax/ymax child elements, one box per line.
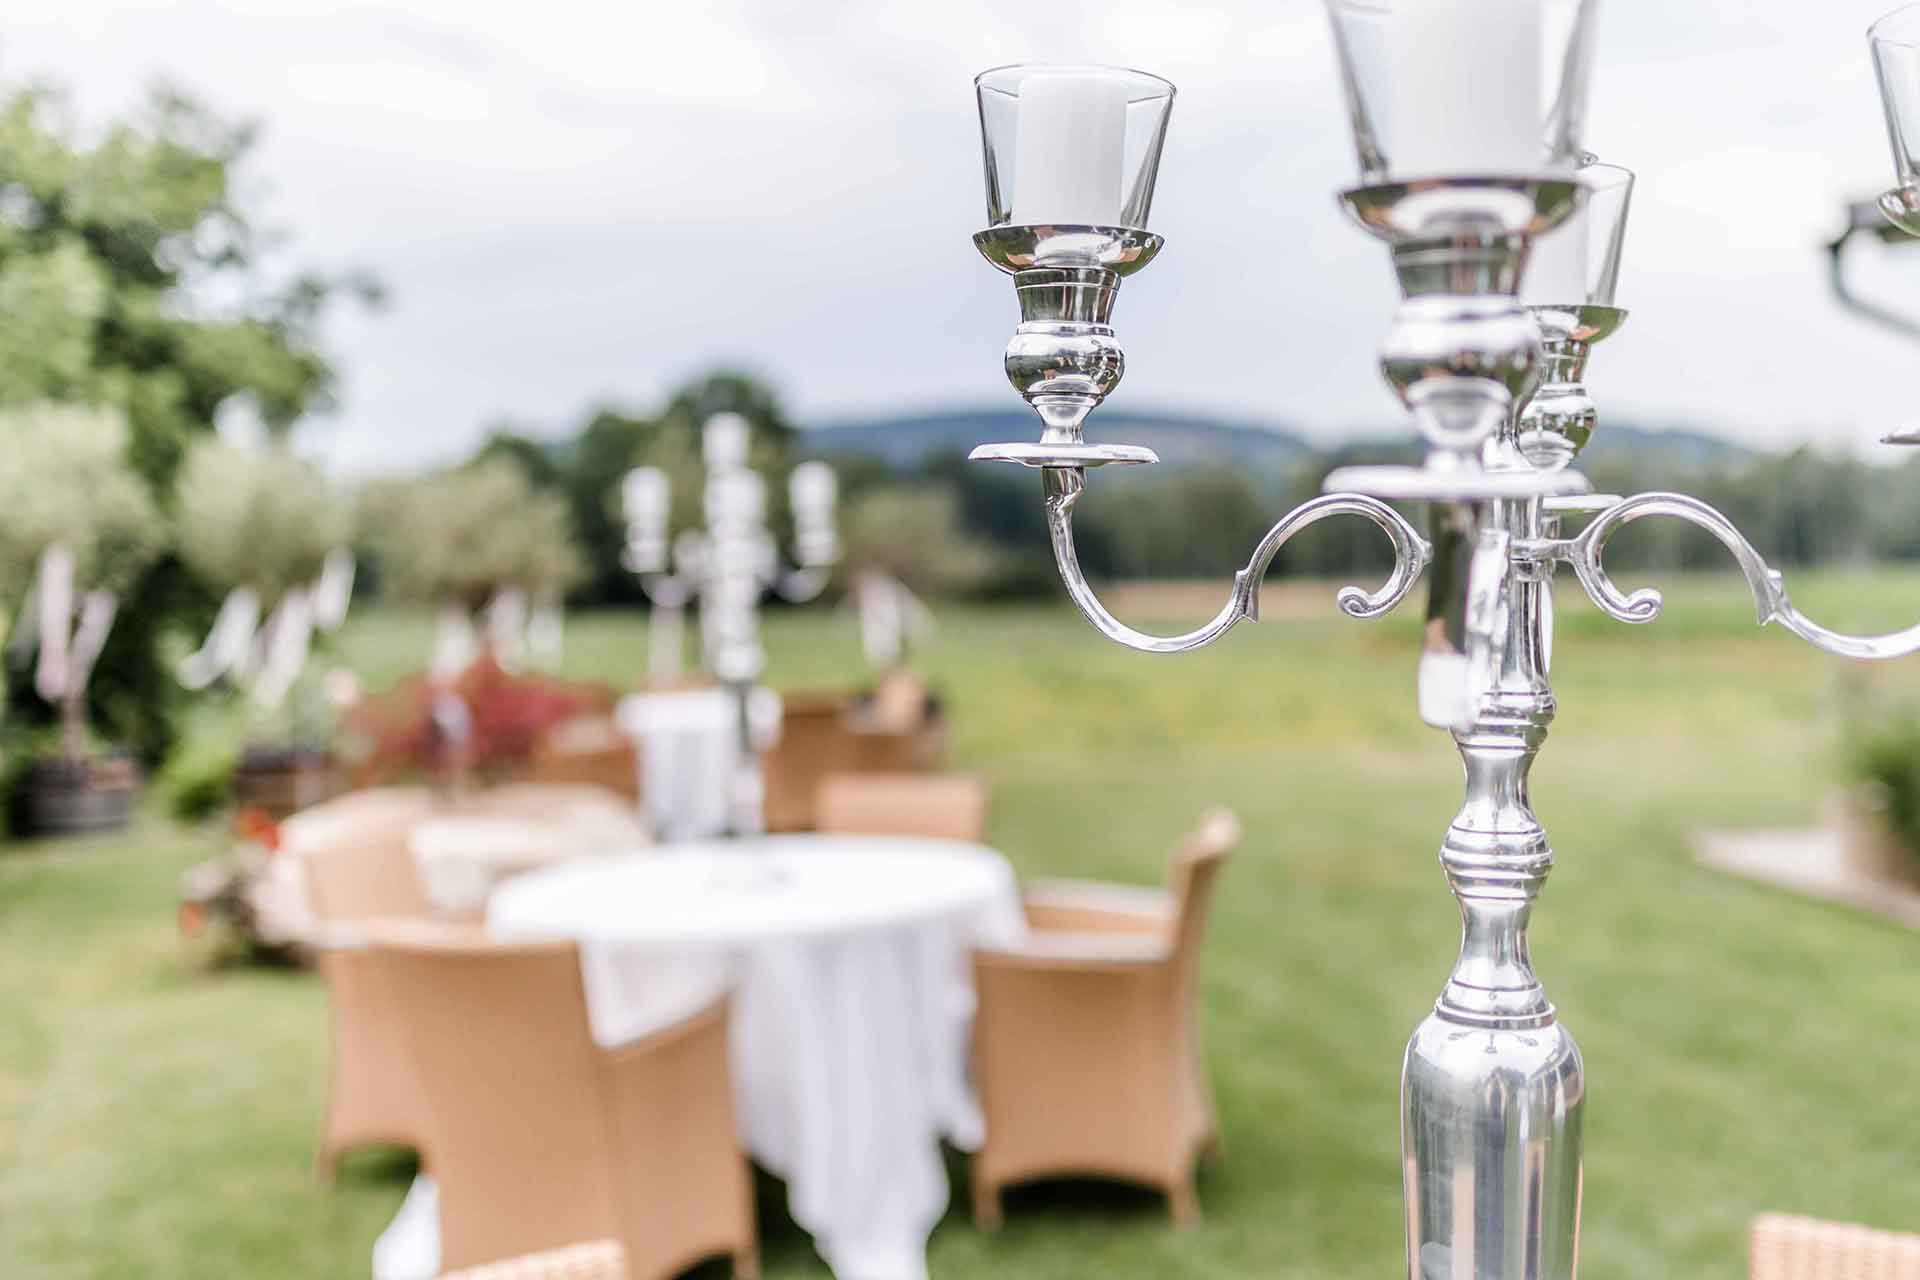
<box><xmin>622</xmin><ymin>413</ymin><xmax>838</xmax><ymax>833</ymax></box>
<box><xmin>1829</xmin><ymin>195</ymin><xmax>1920</xmax><ymax>339</ymax></box>
<box><xmin>965</xmin><ymin>6</ymin><xmax>1920</xmax><ymax>1276</ymax></box>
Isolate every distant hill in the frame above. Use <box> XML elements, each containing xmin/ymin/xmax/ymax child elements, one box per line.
<box><xmin>802</xmin><ymin>409</ymin><xmax>1314</xmax><ymax>473</ymax></box>
<box><xmin>802</xmin><ymin>407</ymin><xmax>1760</xmax><ymax>474</ymax></box>
<box><xmin>1581</xmin><ymin>421</ymin><xmax>1758</xmax><ymax>468</ymax></box>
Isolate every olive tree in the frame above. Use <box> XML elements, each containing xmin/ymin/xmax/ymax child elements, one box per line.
<box><xmin>0</xmin><ymin>404</ymin><xmax>165</xmax><ymax>757</ymax></box>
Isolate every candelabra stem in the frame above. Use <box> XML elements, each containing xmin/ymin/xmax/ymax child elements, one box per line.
<box><xmin>723</xmin><ymin>676</ymin><xmax>766</xmax><ymax>838</ymax></box>
<box><xmin>1402</xmin><ymin>493</ymin><xmax>1584</xmax><ymax>1280</ymax></box>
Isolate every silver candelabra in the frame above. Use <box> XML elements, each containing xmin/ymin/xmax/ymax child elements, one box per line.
<box><xmin>622</xmin><ymin>413</ymin><xmax>839</xmax><ymax>834</ymax></box>
<box><xmin>966</xmin><ymin>9</ymin><xmax>1920</xmax><ymax>1275</ymax></box>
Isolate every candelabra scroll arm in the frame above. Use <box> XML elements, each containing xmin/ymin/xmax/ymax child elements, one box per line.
<box><xmin>1042</xmin><ymin>467</ymin><xmax>1432</xmax><ymax>656</ymax></box>
<box><xmin>1566</xmin><ymin>491</ymin><xmax>1920</xmax><ymax>659</ymax></box>
<box><xmin>632</xmin><ymin>572</ymin><xmax>693</xmax><ymax>611</ymax></box>
<box><xmin>772</xmin><ymin>567</ymin><xmax>832</xmax><ymax>606</ymax></box>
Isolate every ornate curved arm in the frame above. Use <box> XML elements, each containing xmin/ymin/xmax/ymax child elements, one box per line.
<box><xmin>1042</xmin><ymin>468</ymin><xmax>1432</xmax><ymax>655</ymax></box>
<box><xmin>1565</xmin><ymin>491</ymin><xmax>1920</xmax><ymax>660</ymax></box>
<box><xmin>773</xmin><ymin>567</ymin><xmax>832</xmax><ymax>604</ymax></box>
<box><xmin>634</xmin><ymin>573</ymin><xmax>693</xmax><ymax>610</ymax></box>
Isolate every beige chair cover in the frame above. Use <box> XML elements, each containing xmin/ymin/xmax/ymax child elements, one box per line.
<box><xmin>375</xmin><ymin>936</ymin><xmax>756</xmax><ymax>1279</ymax></box>
<box><xmin>438</xmin><ymin>1238</ymin><xmax>627</xmax><ymax>1279</ymax></box>
<box><xmin>969</xmin><ymin>809</ymin><xmax>1239</xmax><ymax>1227</ymax></box>
<box><xmin>815</xmin><ymin>773</ymin><xmax>989</xmax><ymax>843</ymax></box>
<box><xmin>1752</xmin><ymin>1213</ymin><xmax>1920</xmax><ymax>1279</ymax></box>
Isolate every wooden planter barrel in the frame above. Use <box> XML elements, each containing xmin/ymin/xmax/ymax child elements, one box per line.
<box><xmin>22</xmin><ymin>753</ymin><xmax>141</xmax><ymax>837</ymax></box>
<box><xmin>232</xmin><ymin>750</ymin><xmax>342</xmax><ymax>822</ymax></box>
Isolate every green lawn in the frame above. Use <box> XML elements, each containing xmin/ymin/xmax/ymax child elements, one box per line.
<box><xmin>7</xmin><ymin>571</ymin><xmax>1920</xmax><ymax>1278</ymax></box>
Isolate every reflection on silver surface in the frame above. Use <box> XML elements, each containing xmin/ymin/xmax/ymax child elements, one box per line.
<box><xmin>964</xmin><ymin>44</ymin><xmax>1920</xmax><ymax>1279</ymax></box>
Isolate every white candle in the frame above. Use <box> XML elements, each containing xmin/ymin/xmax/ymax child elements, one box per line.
<box><xmin>1389</xmin><ymin>0</ymin><xmax>1542</xmax><ymax>176</ymax></box>
<box><xmin>1013</xmin><ymin>71</ymin><xmax>1128</xmax><ymax>226</ymax></box>
<box><xmin>1527</xmin><ymin>203</ymin><xmax>1589</xmax><ymax>303</ymax></box>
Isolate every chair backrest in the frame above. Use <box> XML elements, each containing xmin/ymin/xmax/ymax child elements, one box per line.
<box><xmin>1167</xmin><ymin>809</ymin><xmax>1239</xmax><ymax>987</ymax></box>
<box><xmin>466</xmin><ymin>783</ymin><xmax>634</xmax><ymax>822</ymax></box>
<box><xmin>815</xmin><ymin>772</ymin><xmax>988</xmax><ymax>842</ymax></box>
<box><xmin>438</xmin><ymin>1238</ymin><xmax>628</xmax><ymax>1280</ymax></box>
<box><xmin>374</xmin><ymin>937</ymin><xmax>620</xmax><ymax>1272</ymax></box>
<box><xmin>762</xmin><ymin>692</ymin><xmax>856</xmax><ymax>831</ymax></box>
<box><xmin>1752</xmin><ymin>1214</ymin><xmax>1920</xmax><ymax>1279</ymax></box>
<box><xmin>530</xmin><ymin>717</ymin><xmax>639</xmax><ymax>803</ymax></box>
<box><xmin>296</xmin><ymin>793</ymin><xmax>437</xmax><ymax>921</ymax></box>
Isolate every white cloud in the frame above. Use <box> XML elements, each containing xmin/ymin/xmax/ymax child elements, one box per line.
<box><xmin>2</xmin><ymin>0</ymin><xmax>1917</xmax><ymax>471</ymax></box>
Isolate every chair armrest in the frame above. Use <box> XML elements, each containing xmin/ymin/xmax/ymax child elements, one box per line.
<box><xmin>975</xmin><ymin>931</ymin><xmax>1171</xmax><ymax>972</ymax></box>
<box><xmin>1021</xmin><ymin>879</ymin><xmax>1174</xmax><ymax>938</ymax></box>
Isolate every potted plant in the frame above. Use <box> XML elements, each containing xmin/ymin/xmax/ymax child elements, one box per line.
<box><xmin>174</xmin><ymin>439</ymin><xmax>356</xmax><ymax>819</ymax></box>
<box><xmin>0</xmin><ymin>404</ymin><xmax>166</xmax><ymax>835</ymax></box>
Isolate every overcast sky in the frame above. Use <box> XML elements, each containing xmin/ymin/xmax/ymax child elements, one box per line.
<box><xmin>5</xmin><ymin>0</ymin><xmax>1919</xmax><ymax>473</ymax></box>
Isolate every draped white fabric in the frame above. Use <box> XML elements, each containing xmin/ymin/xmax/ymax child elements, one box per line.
<box><xmin>485</xmin><ymin>836</ymin><xmax>1027</xmax><ymax>1280</ymax></box>
<box><xmin>615</xmin><ymin>687</ymin><xmax>781</xmax><ymax>841</ymax></box>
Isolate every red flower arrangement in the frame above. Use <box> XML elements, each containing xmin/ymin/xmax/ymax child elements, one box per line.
<box><xmin>343</xmin><ymin>655</ymin><xmax>616</xmax><ymax>784</ymax></box>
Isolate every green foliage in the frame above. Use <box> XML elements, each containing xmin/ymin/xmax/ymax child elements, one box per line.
<box><xmin>0</xmin><ymin>86</ymin><xmax>375</xmax><ymax>490</ymax></box>
<box><xmin>501</xmin><ymin>370</ymin><xmax>804</xmax><ymax>605</ymax></box>
<box><xmin>0</xmin><ymin>82</ymin><xmax>370</xmax><ymax>764</ymax></box>
<box><xmin>360</xmin><ymin>459</ymin><xmax>584</xmax><ymax>609</ymax></box>
<box><xmin>174</xmin><ymin>440</ymin><xmax>349</xmax><ymax>606</ymax></box>
<box><xmin>154</xmin><ymin>704</ymin><xmax>245</xmax><ymax>821</ymax></box>
<box><xmin>0</xmin><ymin>403</ymin><xmax>164</xmax><ymax>598</ymax></box>
<box><xmin>1839</xmin><ymin>690</ymin><xmax>1920</xmax><ymax>858</ymax></box>
<box><xmin>841</xmin><ymin>485</ymin><xmax>1000</xmax><ymax>598</ymax></box>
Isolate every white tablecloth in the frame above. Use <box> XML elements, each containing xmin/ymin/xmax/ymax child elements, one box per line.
<box><xmin>487</xmin><ymin>835</ymin><xmax>1026</xmax><ymax>1280</ymax></box>
<box><xmin>616</xmin><ymin>687</ymin><xmax>782</xmax><ymax>841</ymax></box>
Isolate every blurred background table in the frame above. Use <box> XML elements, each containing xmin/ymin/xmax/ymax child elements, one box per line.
<box><xmin>406</xmin><ymin>789</ymin><xmax>648</xmax><ymax>916</ymax></box>
<box><xmin>489</xmin><ymin>835</ymin><xmax>1025</xmax><ymax>1280</ymax></box>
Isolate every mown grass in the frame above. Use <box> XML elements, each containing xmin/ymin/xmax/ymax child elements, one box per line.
<box><xmin>7</xmin><ymin>570</ymin><xmax>1920</xmax><ymax>1278</ymax></box>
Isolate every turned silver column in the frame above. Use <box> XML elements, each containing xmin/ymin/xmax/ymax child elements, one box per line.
<box><xmin>1405</xmin><ymin>483</ymin><xmax>1583</xmax><ymax>1280</ymax></box>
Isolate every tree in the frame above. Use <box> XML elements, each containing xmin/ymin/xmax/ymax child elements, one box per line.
<box><xmin>0</xmin><ymin>82</ymin><xmax>376</xmax><ymax>760</ymax></box>
<box><xmin>554</xmin><ymin>371</ymin><xmax>802</xmax><ymax>605</ymax></box>
<box><xmin>840</xmin><ymin>486</ymin><xmax>1000</xmax><ymax>598</ymax></box>
<box><xmin>0</xmin><ymin>85</ymin><xmax>377</xmax><ymax>488</ymax></box>
<box><xmin>0</xmin><ymin>404</ymin><xmax>165</xmax><ymax>756</ymax></box>
<box><xmin>175</xmin><ymin>441</ymin><xmax>350</xmax><ymax>607</ymax></box>
<box><xmin>361</xmin><ymin>459</ymin><xmax>584</xmax><ymax>612</ymax></box>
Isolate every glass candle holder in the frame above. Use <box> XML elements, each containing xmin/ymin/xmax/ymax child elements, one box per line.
<box><xmin>702</xmin><ymin>413</ymin><xmax>751</xmax><ymax>471</ymax></box>
<box><xmin>974</xmin><ymin>64</ymin><xmax>1175</xmax><ymax>230</ymax></box>
<box><xmin>788</xmin><ymin>461</ymin><xmax>839</xmax><ymax>567</ymax></box>
<box><xmin>621</xmin><ymin>466</ymin><xmax>670</xmax><ymax>573</ymax></box>
<box><xmin>1516</xmin><ymin>160</ymin><xmax>1634</xmax><ymax>471</ymax></box>
<box><xmin>1872</xmin><ymin>5</ymin><xmax>1920</xmax><ymax>232</ymax></box>
<box><xmin>1524</xmin><ymin>161</ymin><xmax>1634</xmax><ymax>307</ymax></box>
<box><xmin>1324</xmin><ymin>0</ymin><xmax>1600</xmax><ymax>182</ymax></box>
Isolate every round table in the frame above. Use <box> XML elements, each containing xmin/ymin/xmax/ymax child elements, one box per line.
<box><xmin>489</xmin><ymin>835</ymin><xmax>1025</xmax><ymax>1280</ymax></box>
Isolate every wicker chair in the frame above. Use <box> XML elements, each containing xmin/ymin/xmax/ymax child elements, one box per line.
<box><xmin>970</xmin><ymin>809</ymin><xmax>1239</xmax><ymax>1228</ymax></box>
<box><xmin>295</xmin><ymin>791</ymin><xmax>440</xmax><ymax>1176</ymax></box>
<box><xmin>761</xmin><ymin>692</ymin><xmax>857</xmax><ymax>832</ymax></box>
<box><xmin>376</xmin><ymin>936</ymin><xmax>756</xmax><ymax>1279</ymax></box>
<box><xmin>313</xmin><ymin>942</ymin><xmax>431</xmax><ymax>1177</ymax></box>
<box><xmin>815</xmin><ymin>773</ymin><xmax>989</xmax><ymax>842</ymax></box>
<box><xmin>1752</xmin><ymin>1213</ymin><xmax>1920</xmax><ymax>1278</ymax></box>
<box><xmin>529</xmin><ymin>717</ymin><xmax>640</xmax><ymax>803</ymax></box>
<box><xmin>294</xmin><ymin>789</ymin><xmax>438</xmax><ymax>921</ymax></box>
<box><xmin>440</xmin><ymin>1239</ymin><xmax>628</xmax><ymax>1280</ymax></box>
